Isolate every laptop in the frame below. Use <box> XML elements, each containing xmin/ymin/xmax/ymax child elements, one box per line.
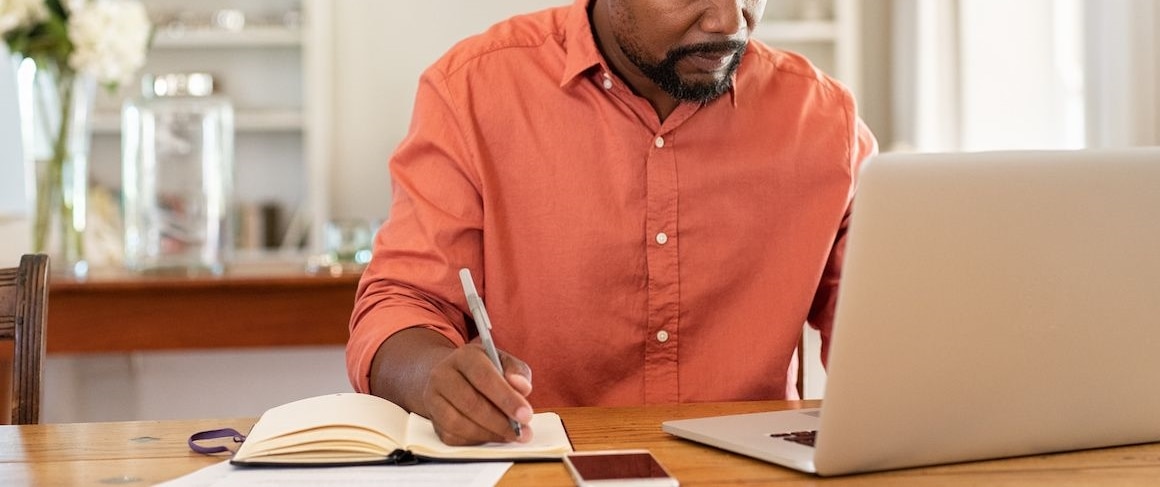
<box><xmin>663</xmin><ymin>149</ymin><xmax>1160</xmax><ymax>476</ymax></box>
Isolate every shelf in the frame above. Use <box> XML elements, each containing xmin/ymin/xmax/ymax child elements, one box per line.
<box><xmin>151</xmin><ymin>26</ymin><xmax>302</xmax><ymax>48</ymax></box>
<box><xmin>756</xmin><ymin>21</ymin><xmax>838</xmax><ymax>43</ymax></box>
<box><xmin>46</xmin><ymin>258</ymin><xmax>357</xmax><ymax>353</ymax></box>
<box><xmin>235</xmin><ymin>110</ymin><xmax>305</xmax><ymax>131</ymax></box>
<box><xmin>91</xmin><ymin>109</ymin><xmax>305</xmax><ymax>134</ymax></box>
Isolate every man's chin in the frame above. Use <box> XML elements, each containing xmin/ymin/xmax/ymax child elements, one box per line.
<box><xmin>665</xmin><ymin>79</ymin><xmax>731</xmax><ymax>103</ymax></box>
<box><xmin>679</xmin><ymin>71</ymin><xmax>730</xmax><ymax>89</ymax></box>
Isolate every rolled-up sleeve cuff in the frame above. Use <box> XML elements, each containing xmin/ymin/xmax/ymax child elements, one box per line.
<box><xmin>346</xmin><ymin>309</ymin><xmax>468</xmax><ymax>393</ymax></box>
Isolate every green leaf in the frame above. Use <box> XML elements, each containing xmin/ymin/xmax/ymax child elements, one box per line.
<box><xmin>40</xmin><ymin>16</ymin><xmax>72</xmax><ymax>66</ymax></box>
<box><xmin>5</xmin><ymin>29</ymin><xmax>32</xmax><ymax>56</ymax></box>
<box><xmin>47</xmin><ymin>0</ymin><xmax>68</xmax><ymax>20</ymax></box>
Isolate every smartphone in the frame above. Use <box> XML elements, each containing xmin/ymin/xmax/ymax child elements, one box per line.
<box><xmin>563</xmin><ymin>449</ymin><xmax>679</xmax><ymax>487</ymax></box>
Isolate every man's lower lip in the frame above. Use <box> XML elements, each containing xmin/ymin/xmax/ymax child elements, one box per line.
<box><xmin>686</xmin><ymin>53</ymin><xmax>733</xmax><ymax>72</ymax></box>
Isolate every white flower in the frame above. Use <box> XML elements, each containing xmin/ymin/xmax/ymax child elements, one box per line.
<box><xmin>60</xmin><ymin>0</ymin><xmax>86</xmax><ymax>14</ymax></box>
<box><xmin>0</xmin><ymin>0</ymin><xmax>49</xmax><ymax>36</ymax></box>
<box><xmin>66</xmin><ymin>0</ymin><xmax>151</xmax><ymax>85</ymax></box>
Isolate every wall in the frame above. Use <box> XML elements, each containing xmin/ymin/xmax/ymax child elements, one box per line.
<box><xmin>45</xmin><ymin>347</ymin><xmax>349</xmax><ymax>422</ymax></box>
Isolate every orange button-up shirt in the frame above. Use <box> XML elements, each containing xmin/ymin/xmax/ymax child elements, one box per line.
<box><xmin>348</xmin><ymin>0</ymin><xmax>877</xmax><ymax>407</ymax></box>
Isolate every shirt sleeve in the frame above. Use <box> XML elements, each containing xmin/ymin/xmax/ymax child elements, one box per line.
<box><xmin>346</xmin><ymin>66</ymin><xmax>482</xmax><ymax>393</ymax></box>
<box><xmin>808</xmin><ymin>115</ymin><xmax>878</xmax><ymax>367</ymax></box>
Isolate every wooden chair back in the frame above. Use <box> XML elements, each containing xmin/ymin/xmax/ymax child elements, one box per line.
<box><xmin>0</xmin><ymin>254</ymin><xmax>49</xmax><ymax>424</ymax></box>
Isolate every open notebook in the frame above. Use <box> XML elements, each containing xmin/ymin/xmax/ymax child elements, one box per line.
<box><xmin>232</xmin><ymin>393</ymin><xmax>572</xmax><ymax>466</ymax></box>
<box><xmin>664</xmin><ymin>149</ymin><xmax>1160</xmax><ymax>475</ymax></box>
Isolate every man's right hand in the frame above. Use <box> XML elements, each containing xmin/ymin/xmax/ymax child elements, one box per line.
<box><xmin>424</xmin><ymin>342</ymin><xmax>533</xmax><ymax>445</ymax></box>
<box><xmin>368</xmin><ymin>327</ymin><xmax>534</xmax><ymax>446</ymax></box>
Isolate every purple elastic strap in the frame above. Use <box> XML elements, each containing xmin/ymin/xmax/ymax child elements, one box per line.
<box><xmin>189</xmin><ymin>428</ymin><xmax>247</xmax><ymax>455</ymax></box>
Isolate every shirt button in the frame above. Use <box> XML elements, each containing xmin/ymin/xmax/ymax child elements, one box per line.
<box><xmin>602</xmin><ymin>75</ymin><xmax>613</xmax><ymax>90</ymax></box>
<box><xmin>656</xmin><ymin>330</ymin><xmax>670</xmax><ymax>343</ymax></box>
<box><xmin>654</xmin><ymin>136</ymin><xmax>665</xmax><ymax>148</ymax></box>
<box><xmin>655</xmin><ymin>232</ymin><xmax>669</xmax><ymax>245</ymax></box>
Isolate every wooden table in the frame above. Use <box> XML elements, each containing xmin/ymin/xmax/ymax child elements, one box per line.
<box><xmin>3</xmin><ymin>400</ymin><xmax>1160</xmax><ymax>486</ymax></box>
<box><xmin>45</xmin><ymin>263</ymin><xmax>360</xmax><ymax>353</ymax></box>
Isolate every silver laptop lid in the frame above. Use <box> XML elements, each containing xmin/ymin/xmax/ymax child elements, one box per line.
<box><xmin>815</xmin><ymin>149</ymin><xmax>1160</xmax><ymax>475</ymax></box>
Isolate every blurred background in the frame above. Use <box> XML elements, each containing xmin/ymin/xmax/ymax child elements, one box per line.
<box><xmin>0</xmin><ymin>0</ymin><xmax>1156</xmax><ymax>422</ymax></box>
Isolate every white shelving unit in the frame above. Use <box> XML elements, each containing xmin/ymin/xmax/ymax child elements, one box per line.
<box><xmin>756</xmin><ymin>0</ymin><xmax>861</xmax><ymax>98</ymax></box>
<box><xmin>92</xmin><ymin>109</ymin><xmax>305</xmax><ymax>134</ymax></box>
<box><xmin>151</xmin><ymin>26</ymin><xmax>303</xmax><ymax>48</ymax></box>
<box><xmin>88</xmin><ymin>0</ymin><xmax>332</xmax><ymax>260</ymax></box>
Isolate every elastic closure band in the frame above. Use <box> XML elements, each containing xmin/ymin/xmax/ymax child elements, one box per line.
<box><xmin>189</xmin><ymin>428</ymin><xmax>247</xmax><ymax>455</ymax></box>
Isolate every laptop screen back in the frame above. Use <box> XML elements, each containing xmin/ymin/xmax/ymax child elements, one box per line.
<box><xmin>814</xmin><ymin>149</ymin><xmax>1160</xmax><ymax>474</ymax></box>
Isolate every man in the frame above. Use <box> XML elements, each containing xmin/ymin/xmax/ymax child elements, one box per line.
<box><xmin>348</xmin><ymin>0</ymin><xmax>877</xmax><ymax>446</ymax></box>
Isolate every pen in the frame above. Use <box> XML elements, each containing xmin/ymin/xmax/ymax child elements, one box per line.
<box><xmin>458</xmin><ymin>267</ymin><xmax>523</xmax><ymax>438</ymax></box>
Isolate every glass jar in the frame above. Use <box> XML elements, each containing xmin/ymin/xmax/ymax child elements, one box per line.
<box><xmin>122</xmin><ymin>73</ymin><xmax>234</xmax><ymax>275</ymax></box>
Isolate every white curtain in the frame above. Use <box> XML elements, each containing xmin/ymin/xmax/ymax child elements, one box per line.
<box><xmin>1084</xmin><ymin>0</ymin><xmax>1160</xmax><ymax>147</ymax></box>
<box><xmin>892</xmin><ymin>0</ymin><xmax>1090</xmax><ymax>152</ymax></box>
<box><xmin>1</xmin><ymin>44</ymin><xmax>27</xmax><ymax>219</ymax></box>
<box><xmin>1</xmin><ymin>44</ymin><xmax>31</xmax><ymax>264</ymax></box>
<box><xmin>890</xmin><ymin>0</ymin><xmax>962</xmax><ymax>152</ymax></box>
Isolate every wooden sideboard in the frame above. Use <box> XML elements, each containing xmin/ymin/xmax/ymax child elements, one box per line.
<box><xmin>45</xmin><ymin>264</ymin><xmax>361</xmax><ymax>353</ymax></box>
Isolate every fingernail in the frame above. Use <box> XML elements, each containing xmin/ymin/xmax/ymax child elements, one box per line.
<box><xmin>514</xmin><ymin>406</ymin><xmax>533</xmax><ymax>424</ymax></box>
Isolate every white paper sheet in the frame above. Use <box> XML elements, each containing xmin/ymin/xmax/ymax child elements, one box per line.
<box><xmin>156</xmin><ymin>460</ymin><xmax>513</xmax><ymax>487</ymax></box>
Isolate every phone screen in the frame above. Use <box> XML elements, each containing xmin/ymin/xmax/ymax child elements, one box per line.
<box><xmin>566</xmin><ymin>452</ymin><xmax>673</xmax><ymax>481</ymax></box>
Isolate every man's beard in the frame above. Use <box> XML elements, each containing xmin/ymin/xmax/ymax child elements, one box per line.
<box><xmin>622</xmin><ymin>40</ymin><xmax>747</xmax><ymax>103</ymax></box>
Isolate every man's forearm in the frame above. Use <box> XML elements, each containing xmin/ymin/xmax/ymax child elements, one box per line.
<box><xmin>368</xmin><ymin>327</ymin><xmax>458</xmax><ymax>417</ymax></box>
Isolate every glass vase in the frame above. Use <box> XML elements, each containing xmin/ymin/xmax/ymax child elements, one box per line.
<box><xmin>122</xmin><ymin>73</ymin><xmax>235</xmax><ymax>275</ymax></box>
<box><xmin>14</xmin><ymin>56</ymin><xmax>96</xmax><ymax>278</ymax></box>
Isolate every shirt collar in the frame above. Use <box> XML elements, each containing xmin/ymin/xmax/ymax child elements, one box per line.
<box><xmin>559</xmin><ymin>0</ymin><xmax>740</xmax><ymax>107</ymax></box>
<box><xmin>560</xmin><ymin>0</ymin><xmax>605</xmax><ymax>87</ymax></box>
